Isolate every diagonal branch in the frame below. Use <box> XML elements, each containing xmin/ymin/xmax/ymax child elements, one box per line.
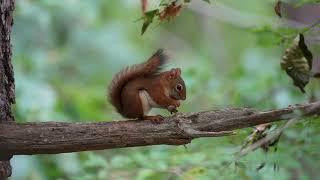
<box><xmin>0</xmin><ymin>101</ymin><xmax>319</xmax><ymax>156</ymax></box>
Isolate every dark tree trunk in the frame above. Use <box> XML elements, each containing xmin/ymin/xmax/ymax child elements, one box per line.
<box><xmin>0</xmin><ymin>0</ymin><xmax>15</xmax><ymax>179</ymax></box>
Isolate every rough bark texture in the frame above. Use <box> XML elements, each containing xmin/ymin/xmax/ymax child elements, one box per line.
<box><xmin>0</xmin><ymin>1</ymin><xmax>318</xmax><ymax>179</ymax></box>
<box><xmin>0</xmin><ymin>0</ymin><xmax>15</xmax><ymax>179</ymax></box>
<box><xmin>0</xmin><ymin>101</ymin><xmax>319</xmax><ymax>155</ymax></box>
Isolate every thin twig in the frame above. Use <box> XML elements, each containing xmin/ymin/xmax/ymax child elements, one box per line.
<box><xmin>237</xmin><ymin>118</ymin><xmax>298</xmax><ymax>158</ymax></box>
<box><xmin>300</xmin><ymin>19</ymin><xmax>320</xmax><ymax>34</ymax></box>
<box><xmin>236</xmin><ymin>101</ymin><xmax>320</xmax><ymax>158</ymax></box>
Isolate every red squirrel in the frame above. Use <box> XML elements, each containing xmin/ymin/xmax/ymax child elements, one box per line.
<box><xmin>108</xmin><ymin>49</ymin><xmax>186</xmax><ymax>123</ymax></box>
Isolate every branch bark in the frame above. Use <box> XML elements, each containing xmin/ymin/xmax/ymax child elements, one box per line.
<box><xmin>0</xmin><ymin>0</ymin><xmax>15</xmax><ymax>179</ymax></box>
<box><xmin>0</xmin><ymin>101</ymin><xmax>319</xmax><ymax>156</ymax></box>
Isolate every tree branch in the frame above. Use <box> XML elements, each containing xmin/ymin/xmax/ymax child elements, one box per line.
<box><xmin>0</xmin><ymin>101</ymin><xmax>319</xmax><ymax>156</ymax></box>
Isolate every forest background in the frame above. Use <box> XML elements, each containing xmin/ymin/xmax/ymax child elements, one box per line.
<box><xmin>10</xmin><ymin>0</ymin><xmax>320</xmax><ymax>179</ymax></box>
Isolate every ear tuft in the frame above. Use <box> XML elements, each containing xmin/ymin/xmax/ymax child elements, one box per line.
<box><xmin>166</xmin><ymin>68</ymin><xmax>181</xmax><ymax>79</ymax></box>
<box><xmin>175</xmin><ymin>68</ymin><xmax>181</xmax><ymax>76</ymax></box>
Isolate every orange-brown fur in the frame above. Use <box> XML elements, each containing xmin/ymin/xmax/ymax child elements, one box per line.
<box><xmin>108</xmin><ymin>49</ymin><xmax>186</xmax><ymax>121</ymax></box>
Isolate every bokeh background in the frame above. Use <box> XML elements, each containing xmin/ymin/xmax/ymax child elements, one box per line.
<box><xmin>10</xmin><ymin>0</ymin><xmax>320</xmax><ymax>179</ymax></box>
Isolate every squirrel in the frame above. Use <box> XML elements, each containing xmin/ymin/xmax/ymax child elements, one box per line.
<box><xmin>108</xmin><ymin>49</ymin><xmax>186</xmax><ymax>123</ymax></box>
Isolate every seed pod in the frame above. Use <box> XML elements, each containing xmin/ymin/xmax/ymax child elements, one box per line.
<box><xmin>281</xmin><ymin>34</ymin><xmax>313</xmax><ymax>93</ymax></box>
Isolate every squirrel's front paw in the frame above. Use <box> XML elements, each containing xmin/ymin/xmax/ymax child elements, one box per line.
<box><xmin>172</xmin><ymin>100</ymin><xmax>180</xmax><ymax>107</ymax></box>
<box><xmin>168</xmin><ymin>100</ymin><xmax>180</xmax><ymax>114</ymax></box>
<box><xmin>168</xmin><ymin>105</ymin><xmax>178</xmax><ymax>114</ymax></box>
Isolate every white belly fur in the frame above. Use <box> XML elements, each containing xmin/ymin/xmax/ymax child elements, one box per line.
<box><xmin>139</xmin><ymin>90</ymin><xmax>160</xmax><ymax>115</ymax></box>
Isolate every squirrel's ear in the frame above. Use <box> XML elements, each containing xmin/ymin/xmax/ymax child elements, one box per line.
<box><xmin>166</xmin><ymin>68</ymin><xmax>181</xmax><ymax>79</ymax></box>
<box><xmin>175</xmin><ymin>68</ymin><xmax>181</xmax><ymax>76</ymax></box>
<box><xmin>167</xmin><ymin>70</ymin><xmax>175</xmax><ymax>79</ymax></box>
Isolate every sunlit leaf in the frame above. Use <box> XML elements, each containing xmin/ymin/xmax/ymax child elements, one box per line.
<box><xmin>140</xmin><ymin>9</ymin><xmax>159</xmax><ymax>35</ymax></box>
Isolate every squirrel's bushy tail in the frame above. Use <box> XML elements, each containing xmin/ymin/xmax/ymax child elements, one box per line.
<box><xmin>108</xmin><ymin>49</ymin><xmax>169</xmax><ymax>114</ymax></box>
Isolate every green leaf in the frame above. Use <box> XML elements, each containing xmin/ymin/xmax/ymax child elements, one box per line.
<box><xmin>202</xmin><ymin>0</ymin><xmax>211</xmax><ymax>3</ymax></box>
<box><xmin>141</xmin><ymin>9</ymin><xmax>159</xmax><ymax>35</ymax></box>
<box><xmin>144</xmin><ymin>9</ymin><xmax>159</xmax><ymax>19</ymax></box>
<box><xmin>141</xmin><ymin>21</ymin><xmax>151</xmax><ymax>35</ymax></box>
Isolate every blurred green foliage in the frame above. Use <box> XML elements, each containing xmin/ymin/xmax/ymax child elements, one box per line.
<box><xmin>10</xmin><ymin>0</ymin><xmax>320</xmax><ymax>179</ymax></box>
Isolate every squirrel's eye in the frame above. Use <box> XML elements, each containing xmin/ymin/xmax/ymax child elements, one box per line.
<box><xmin>176</xmin><ymin>84</ymin><xmax>183</xmax><ymax>92</ymax></box>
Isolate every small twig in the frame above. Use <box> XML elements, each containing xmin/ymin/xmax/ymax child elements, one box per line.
<box><xmin>237</xmin><ymin>118</ymin><xmax>298</xmax><ymax>158</ymax></box>
<box><xmin>237</xmin><ymin>101</ymin><xmax>320</xmax><ymax>158</ymax></box>
<box><xmin>300</xmin><ymin>19</ymin><xmax>320</xmax><ymax>34</ymax></box>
